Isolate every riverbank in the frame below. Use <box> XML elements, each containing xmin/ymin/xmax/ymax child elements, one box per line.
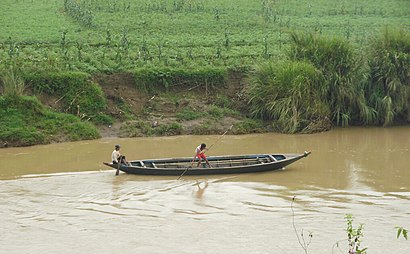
<box><xmin>0</xmin><ymin>70</ymin><xmax>270</xmax><ymax>148</ymax></box>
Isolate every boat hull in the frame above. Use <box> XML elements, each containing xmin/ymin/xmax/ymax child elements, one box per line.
<box><xmin>103</xmin><ymin>152</ymin><xmax>310</xmax><ymax>176</ymax></box>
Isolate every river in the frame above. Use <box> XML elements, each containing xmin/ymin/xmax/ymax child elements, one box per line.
<box><xmin>0</xmin><ymin>127</ymin><xmax>409</xmax><ymax>253</ymax></box>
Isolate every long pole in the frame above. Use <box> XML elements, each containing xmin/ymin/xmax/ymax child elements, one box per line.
<box><xmin>115</xmin><ymin>162</ymin><xmax>120</xmax><ymax>176</ymax></box>
<box><xmin>177</xmin><ymin>125</ymin><xmax>233</xmax><ymax>180</ymax></box>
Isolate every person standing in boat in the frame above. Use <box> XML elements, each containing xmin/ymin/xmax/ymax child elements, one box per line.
<box><xmin>192</xmin><ymin>143</ymin><xmax>212</xmax><ymax>168</ymax></box>
<box><xmin>112</xmin><ymin>144</ymin><xmax>129</xmax><ymax>165</ymax></box>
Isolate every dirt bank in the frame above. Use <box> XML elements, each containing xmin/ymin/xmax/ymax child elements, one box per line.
<box><xmin>91</xmin><ymin>71</ymin><xmax>260</xmax><ymax>138</ymax></box>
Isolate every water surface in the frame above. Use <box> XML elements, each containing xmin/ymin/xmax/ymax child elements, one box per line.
<box><xmin>0</xmin><ymin>127</ymin><xmax>409</xmax><ymax>253</ymax></box>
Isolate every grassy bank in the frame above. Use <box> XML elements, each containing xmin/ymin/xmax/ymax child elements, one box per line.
<box><xmin>0</xmin><ymin>95</ymin><xmax>100</xmax><ymax>147</ymax></box>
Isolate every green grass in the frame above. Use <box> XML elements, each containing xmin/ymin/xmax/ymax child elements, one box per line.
<box><xmin>0</xmin><ymin>0</ymin><xmax>408</xmax><ymax>72</ymax></box>
<box><xmin>0</xmin><ymin>95</ymin><xmax>100</xmax><ymax>146</ymax></box>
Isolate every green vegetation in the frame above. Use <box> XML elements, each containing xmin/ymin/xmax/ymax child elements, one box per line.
<box><xmin>288</xmin><ymin>32</ymin><xmax>372</xmax><ymax>127</ymax></box>
<box><xmin>134</xmin><ymin>66</ymin><xmax>227</xmax><ymax>92</ymax></box>
<box><xmin>0</xmin><ymin>0</ymin><xmax>408</xmax><ymax>72</ymax></box>
<box><xmin>366</xmin><ymin>29</ymin><xmax>410</xmax><ymax>126</ymax></box>
<box><xmin>1</xmin><ymin>67</ymin><xmax>26</xmax><ymax>97</ymax></box>
<box><xmin>345</xmin><ymin>214</ymin><xmax>367</xmax><ymax>254</ymax></box>
<box><xmin>247</xmin><ymin>60</ymin><xmax>327</xmax><ymax>133</ymax></box>
<box><xmin>396</xmin><ymin>226</ymin><xmax>408</xmax><ymax>240</ymax></box>
<box><xmin>0</xmin><ymin>95</ymin><xmax>100</xmax><ymax>147</ymax></box>
<box><xmin>0</xmin><ymin>0</ymin><xmax>408</xmax><ymax>146</ymax></box>
<box><xmin>176</xmin><ymin>108</ymin><xmax>207</xmax><ymax>121</ymax></box>
<box><xmin>246</xmin><ymin>30</ymin><xmax>409</xmax><ymax>133</ymax></box>
<box><xmin>23</xmin><ymin>71</ymin><xmax>110</xmax><ymax>124</ymax></box>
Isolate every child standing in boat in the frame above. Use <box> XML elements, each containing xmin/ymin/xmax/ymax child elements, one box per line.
<box><xmin>192</xmin><ymin>143</ymin><xmax>212</xmax><ymax>168</ymax></box>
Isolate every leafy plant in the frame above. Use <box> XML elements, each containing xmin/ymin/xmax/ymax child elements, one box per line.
<box><xmin>345</xmin><ymin>214</ymin><xmax>367</xmax><ymax>254</ymax></box>
<box><xmin>396</xmin><ymin>226</ymin><xmax>408</xmax><ymax>240</ymax></box>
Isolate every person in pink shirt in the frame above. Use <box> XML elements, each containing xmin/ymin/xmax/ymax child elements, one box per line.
<box><xmin>192</xmin><ymin>143</ymin><xmax>212</xmax><ymax>168</ymax></box>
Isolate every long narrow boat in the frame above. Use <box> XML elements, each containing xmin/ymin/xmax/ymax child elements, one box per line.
<box><xmin>103</xmin><ymin>151</ymin><xmax>311</xmax><ymax>176</ymax></box>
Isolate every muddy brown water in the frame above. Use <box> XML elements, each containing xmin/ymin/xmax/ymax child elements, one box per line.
<box><xmin>0</xmin><ymin>127</ymin><xmax>409</xmax><ymax>253</ymax></box>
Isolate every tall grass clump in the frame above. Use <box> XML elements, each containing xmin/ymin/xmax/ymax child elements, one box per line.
<box><xmin>366</xmin><ymin>29</ymin><xmax>410</xmax><ymax>126</ymax></box>
<box><xmin>288</xmin><ymin>32</ymin><xmax>374</xmax><ymax>127</ymax></box>
<box><xmin>1</xmin><ymin>68</ymin><xmax>26</xmax><ymax>97</ymax></box>
<box><xmin>246</xmin><ymin>60</ymin><xmax>330</xmax><ymax>133</ymax></box>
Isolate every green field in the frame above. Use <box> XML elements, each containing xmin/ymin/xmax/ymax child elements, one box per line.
<box><xmin>1</xmin><ymin>0</ymin><xmax>409</xmax><ymax>71</ymax></box>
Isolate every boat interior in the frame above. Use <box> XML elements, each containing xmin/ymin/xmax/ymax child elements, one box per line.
<box><xmin>130</xmin><ymin>154</ymin><xmax>288</xmax><ymax>169</ymax></box>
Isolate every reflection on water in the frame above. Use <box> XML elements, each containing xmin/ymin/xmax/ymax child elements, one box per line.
<box><xmin>193</xmin><ymin>180</ymin><xmax>209</xmax><ymax>200</ymax></box>
<box><xmin>0</xmin><ymin>127</ymin><xmax>409</xmax><ymax>253</ymax></box>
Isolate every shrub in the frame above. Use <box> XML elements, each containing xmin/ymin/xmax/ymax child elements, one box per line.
<box><xmin>366</xmin><ymin>29</ymin><xmax>410</xmax><ymax>126</ymax></box>
<box><xmin>246</xmin><ymin>60</ymin><xmax>330</xmax><ymax>133</ymax></box>
<box><xmin>288</xmin><ymin>32</ymin><xmax>374</xmax><ymax>126</ymax></box>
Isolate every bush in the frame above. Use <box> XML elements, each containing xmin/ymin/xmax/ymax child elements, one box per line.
<box><xmin>246</xmin><ymin>60</ymin><xmax>329</xmax><ymax>133</ymax></box>
<box><xmin>288</xmin><ymin>32</ymin><xmax>374</xmax><ymax>126</ymax></box>
<box><xmin>366</xmin><ymin>29</ymin><xmax>410</xmax><ymax>125</ymax></box>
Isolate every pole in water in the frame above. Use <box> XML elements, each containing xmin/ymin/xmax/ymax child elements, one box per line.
<box><xmin>115</xmin><ymin>162</ymin><xmax>120</xmax><ymax>176</ymax></box>
<box><xmin>177</xmin><ymin>164</ymin><xmax>192</xmax><ymax>180</ymax></box>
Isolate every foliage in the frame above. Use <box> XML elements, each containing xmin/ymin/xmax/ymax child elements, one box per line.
<box><xmin>208</xmin><ymin>105</ymin><xmax>239</xmax><ymax>118</ymax></box>
<box><xmin>0</xmin><ymin>0</ymin><xmax>408</xmax><ymax>73</ymax></box>
<box><xmin>134</xmin><ymin>67</ymin><xmax>227</xmax><ymax>92</ymax></box>
<box><xmin>176</xmin><ymin>108</ymin><xmax>206</xmax><ymax>121</ymax></box>
<box><xmin>246</xmin><ymin>60</ymin><xmax>329</xmax><ymax>133</ymax></box>
<box><xmin>0</xmin><ymin>95</ymin><xmax>100</xmax><ymax>146</ymax></box>
<box><xmin>288</xmin><ymin>32</ymin><xmax>374</xmax><ymax>127</ymax></box>
<box><xmin>1</xmin><ymin>67</ymin><xmax>26</xmax><ymax>97</ymax></box>
<box><xmin>22</xmin><ymin>71</ymin><xmax>108</xmax><ymax>123</ymax></box>
<box><xmin>63</xmin><ymin>0</ymin><xmax>94</xmax><ymax>27</ymax></box>
<box><xmin>153</xmin><ymin>122</ymin><xmax>183</xmax><ymax>135</ymax></box>
<box><xmin>396</xmin><ymin>226</ymin><xmax>408</xmax><ymax>240</ymax></box>
<box><xmin>232</xmin><ymin>119</ymin><xmax>265</xmax><ymax>134</ymax></box>
<box><xmin>366</xmin><ymin>29</ymin><xmax>410</xmax><ymax>126</ymax></box>
<box><xmin>345</xmin><ymin>214</ymin><xmax>367</xmax><ymax>254</ymax></box>
<box><xmin>92</xmin><ymin>114</ymin><xmax>114</xmax><ymax>126</ymax></box>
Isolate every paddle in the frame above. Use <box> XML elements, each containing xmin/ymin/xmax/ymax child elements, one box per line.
<box><xmin>177</xmin><ymin>125</ymin><xmax>233</xmax><ymax>180</ymax></box>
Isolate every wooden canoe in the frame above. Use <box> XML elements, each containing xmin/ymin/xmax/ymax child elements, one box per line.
<box><xmin>103</xmin><ymin>151</ymin><xmax>311</xmax><ymax>176</ymax></box>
